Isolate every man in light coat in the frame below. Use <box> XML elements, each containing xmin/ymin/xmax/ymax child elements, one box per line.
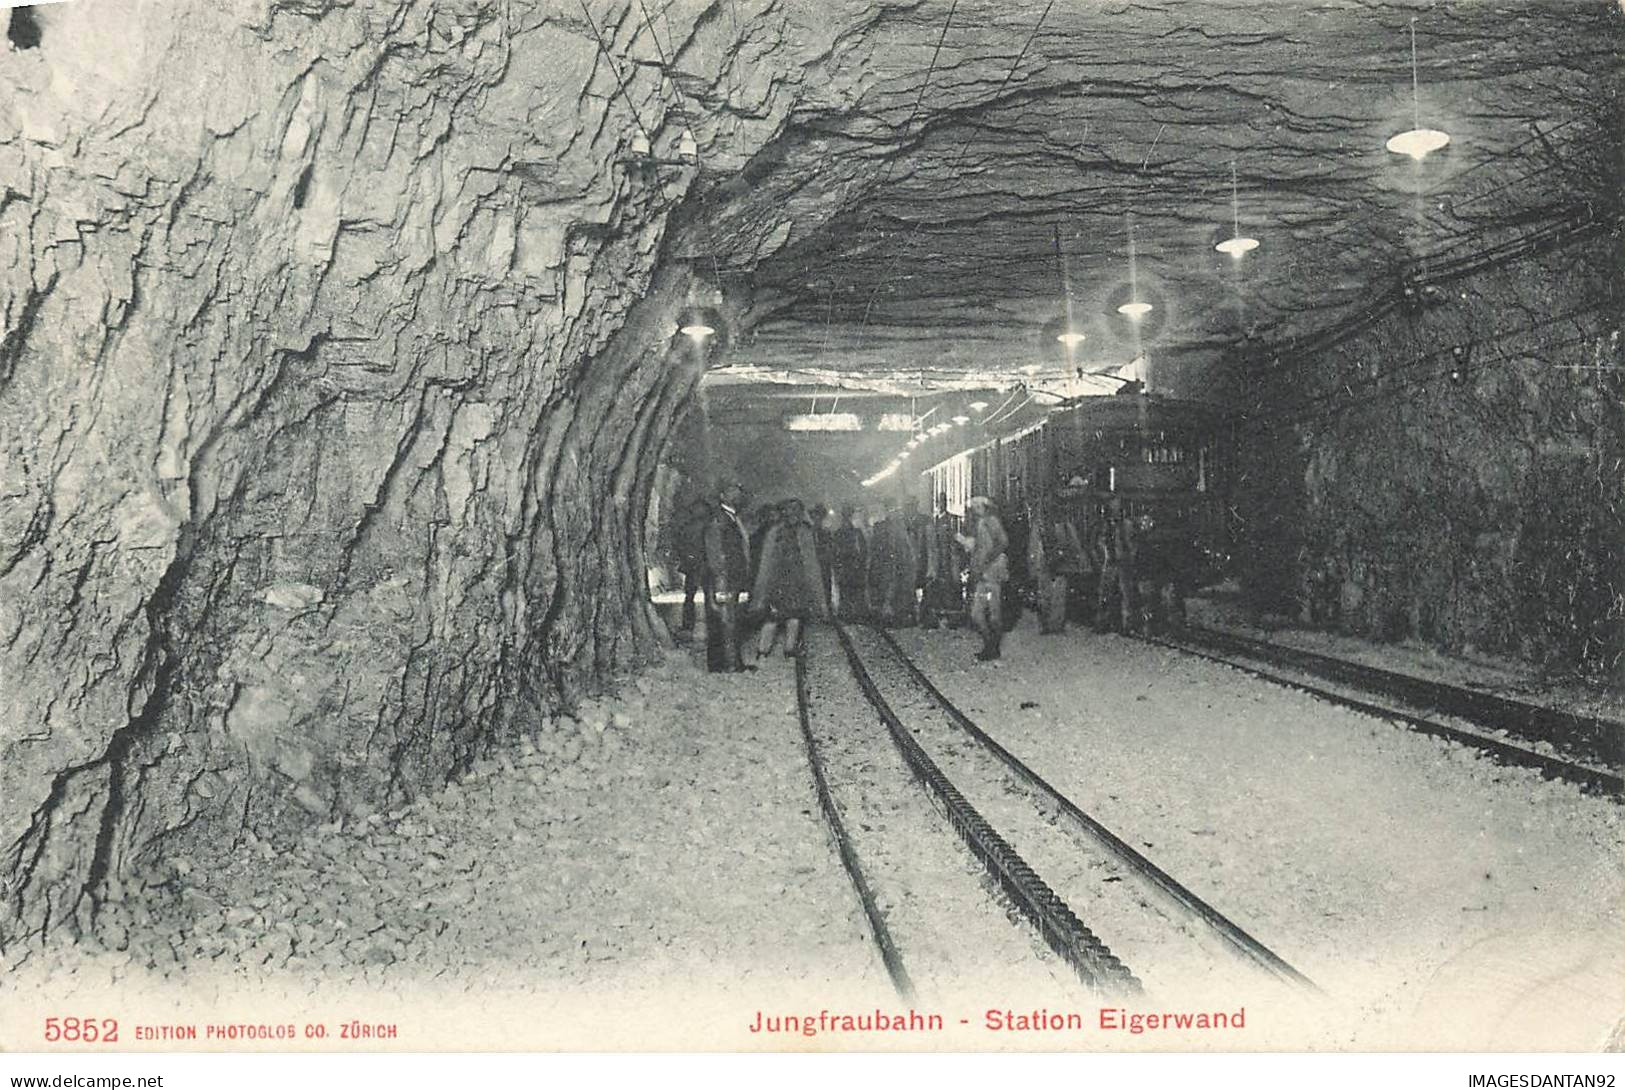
<box><xmin>957</xmin><ymin>496</ymin><xmax>1010</xmax><ymax>661</ymax></box>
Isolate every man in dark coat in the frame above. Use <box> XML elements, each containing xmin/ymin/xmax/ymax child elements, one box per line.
<box><xmin>703</xmin><ymin>482</ymin><xmax>753</xmax><ymax>673</ymax></box>
<box><xmin>921</xmin><ymin>492</ymin><xmax>964</xmax><ymax>628</ymax></box>
<box><xmin>867</xmin><ymin>501</ymin><xmax>917</xmax><ymax>627</ymax></box>
<box><xmin>832</xmin><ymin>506</ymin><xmax>868</xmax><ymax>621</ymax></box>
<box><xmin>904</xmin><ymin>496</ymin><xmax>930</xmax><ymax>624</ymax></box>
<box><xmin>673</xmin><ymin>485</ymin><xmax>711</xmax><ymax>632</ymax></box>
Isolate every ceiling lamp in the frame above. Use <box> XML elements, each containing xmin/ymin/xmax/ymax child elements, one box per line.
<box><xmin>673</xmin><ymin>304</ymin><xmax>728</xmax><ymax>361</ymax></box>
<box><xmin>1117</xmin><ymin>213</ymin><xmax>1153</xmax><ymax>320</ymax></box>
<box><xmin>1022</xmin><ymin>363</ymin><xmax>1042</xmax><ymax>376</ymax></box>
<box><xmin>969</xmin><ymin>400</ymin><xmax>989</xmax><ymax>412</ymax></box>
<box><xmin>1057</xmin><ymin>331</ymin><xmax>1087</xmax><ymax>348</ymax></box>
<box><xmin>952</xmin><ymin>415</ymin><xmax>970</xmax><ymax>425</ymax></box>
<box><xmin>677</xmin><ymin>129</ymin><xmax>699</xmax><ymax>161</ymax></box>
<box><xmin>914</xmin><ymin>431</ymin><xmax>929</xmax><ymax>443</ymax></box>
<box><xmin>1215</xmin><ymin>160</ymin><xmax>1260</xmax><ymax>258</ymax></box>
<box><xmin>1386</xmin><ymin>19</ymin><xmax>1451</xmax><ymax>161</ymax></box>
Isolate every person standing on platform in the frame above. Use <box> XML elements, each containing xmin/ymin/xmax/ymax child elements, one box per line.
<box><xmin>1033</xmin><ymin>509</ymin><xmax>1087</xmax><ymax>635</ymax></box>
<box><xmin>751</xmin><ymin>498</ymin><xmax>829</xmax><ymax>658</ymax></box>
<box><xmin>833</xmin><ymin>506</ymin><xmax>869</xmax><ymax>620</ymax></box>
<box><xmin>867</xmin><ymin>500</ymin><xmax>918</xmax><ymax>627</ymax></box>
<box><xmin>921</xmin><ymin>492</ymin><xmax>964</xmax><ymax>628</ymax></box>
<box><xmin>957</xmin><ymin>496</ymin><xmax>1010</xmax><ymax>661</ymax></box>
<box><xmin>703</xmin><ymin>482</ymin><xmax>753</xmax><ymax>673</ymax></box>
<box><xmin>673</xmin><ymin>489</ymin><xmax>711</xmax><ymax>633</ymax></box>
<box><xmin>809</xmin><ymin>504</ymin><xmax>837</xmax><ymax>612</ymax></box>
<box><xmin>904</xmin><ymin>496</ymin><xmax>930</xmax><ymax>625</ymax></box>
<box><xmin>1093</xmin><ymin>499</ymin><xmax>1140</xmax><ymax>634</ymax></box>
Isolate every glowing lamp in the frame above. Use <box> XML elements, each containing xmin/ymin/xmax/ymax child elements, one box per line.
<box><xmin>679</xmin><ymin>322</ymin><xmax>716</xmax><ymax>340</ymax></box>
<box><xmin>969</xmin><ymin>401</ymin><xmax>989</xmax><ymax>412</ymax></box>
<box><xmin>952</xmin><ymin>415</ymin><xmax>970</xmax><ymax>425</ymax></box>
<box><xmin>1056</xmin><ymin>331</ymin><xmax>1087</xmax><ymax>348</ymax></box>
<box><xmin>914</xmin><ymin>432</ymin><xmax>929</xmax><ymax>443</ymax></box>
<box><xmin>1117</xmin><ymin>301</ymin><xmax>1154</xmax><ymax>319</ymax></box>
<box><xmin>677</xmin><ymin>129</ymin><xmax>699</xmax><ymax>160</ymax></box>
<box><xmin>1216</xmin><ymin>236</ymin><xmax>1260</xmax><ymax>257</ymax></box>
<box><xmin>1386</xmin><ymin>128</ymin><xmax>1450</xmax><ymax>160</ymax></box>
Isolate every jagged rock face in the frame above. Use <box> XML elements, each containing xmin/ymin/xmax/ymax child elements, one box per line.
<box><xmin>0</xmin><ymin>0</ymin><xmax>850</xmax><ymax>942</ymax></box>
<box><xmin>1233</xmin><ymin>237</ymin><xmax>1624</xmax><ymax>679</ymax></box>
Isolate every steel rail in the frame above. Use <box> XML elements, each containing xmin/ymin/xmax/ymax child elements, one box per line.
<box><xmin>830</xmin><ymin>623</ymin><xmax>1143</xmax><ymax>997</ymax></box>
<box><xmin>1141</xmin><ymin>629</ymin><xmax>1623</xmax><ymax>801</ymax></box>
<box><xmin>868</xmin><ymin>625</ymin><xmax>1322</xmax><ymax>996</ymax></box>
<box><xmin>792</xmin><ymin>651</ymin><xmax>916</xmax><ymax>1001</ymax></box>
<box><xmin>1176</xmin><ymin>624</ymin><xmax>1623</xmax><ymax>768</ymax></box>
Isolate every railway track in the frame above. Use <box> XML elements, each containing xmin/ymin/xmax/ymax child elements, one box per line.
<box><xmin>1138</xmin><ymin>624</ymin><xmax>1623</xmax><ymax>800</ymax></box>
<box><xmin>795</xmin><ymin>622</ymin><xmax>1317</xmax><ymax>1003</ymax></box>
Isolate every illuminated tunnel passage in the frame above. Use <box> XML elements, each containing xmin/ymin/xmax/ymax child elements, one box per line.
<box><xmin>1</xmin><ymin>0</ymin><xmax>1621</xmax><ymax>1052</ymax></box>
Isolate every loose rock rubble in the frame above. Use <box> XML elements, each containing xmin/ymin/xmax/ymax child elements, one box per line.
<box><xmin>2</xmin><ymin>647</ymin><xmax>884</xmax><ymax>1021</ymax></box>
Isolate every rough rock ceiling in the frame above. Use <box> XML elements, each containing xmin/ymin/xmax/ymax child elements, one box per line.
<box><xmin>691</xmin><ymin>0</ymin><xmax>1622</xmax><ymax>394</ymax></box>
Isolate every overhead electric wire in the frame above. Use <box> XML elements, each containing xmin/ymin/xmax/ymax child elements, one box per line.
<box><xmin>854</xmin><ymin>0</ymin><xmax>1058</xmax><ymax>334</ymax></box>
<box><xmin>1237</xmin><ymin>301</ymin><xmax>1615</xmax><ymax>434</ymax></box>
<box><xmin>814</xmin><ymin>0</ymin><xmax>961</xmax><ymax>361</ymax></box>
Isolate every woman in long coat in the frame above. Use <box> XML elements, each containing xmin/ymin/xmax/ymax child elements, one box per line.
<box><xmin>751</xmin><ymin>498</ymin><xmax>829</xmax><ymax>657</ymax></box>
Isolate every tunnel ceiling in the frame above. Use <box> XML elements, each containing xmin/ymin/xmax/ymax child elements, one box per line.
<box><xmin>691</xmin><ymin>0</ymin><xmax>1621</xmax><ymax>389</ymax></box>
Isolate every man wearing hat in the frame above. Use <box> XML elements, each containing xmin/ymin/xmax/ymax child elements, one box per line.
<box><xmin>956</xmin><ymin>496</ymin><xmax>1010</xmax><ymax>661</ymax></box>
<box><xmin>703</xmin><ymin>481</ymin><xmax>753</xmax><ymax>672</ymax></box>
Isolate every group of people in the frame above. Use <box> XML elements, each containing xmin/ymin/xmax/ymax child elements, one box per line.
<box><xmin>673</xmin><ymin>482</ymin><xmax>1183</xmax><ymax>673</ymax></box>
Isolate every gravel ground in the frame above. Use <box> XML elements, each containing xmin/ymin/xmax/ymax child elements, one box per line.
<box><xmin>2</xmin><ymin>643</ymin><xmax>890</xmax><ymax>1049</ymax></box>
<box><xmin>895</xmin><ymin>619</ymin><xmax>1625</xmax><ymax>1050</ymax></box>
<box><xmin>843</xmin><ymin>625</ymin><xmax>1304</xmax><ymax>1008</ymax></box>
<box><xmin>798</xmin><ymin>626</ymin><xmax>1079</xmax><ymax>1005</ymax></box>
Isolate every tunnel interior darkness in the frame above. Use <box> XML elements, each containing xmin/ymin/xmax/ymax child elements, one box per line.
<box><xmin>0</xmin><ymin>0</ymin><xmax>1620</xmax><ymax>946</ymax></box>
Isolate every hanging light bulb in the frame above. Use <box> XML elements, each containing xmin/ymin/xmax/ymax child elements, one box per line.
<box><xmin>1386</xmin><ymin>19</ymin><xmax>1451</xmax><ymax>160</ymax></box>
<box><xmin>1056</xmin><ymin>331</ymin><xmax>1087</xmax><ymax>348</ymax></box>
<box><xmin>1117</xmin><ymin>213</ymin><xmax>1154</xmax><ymax>320</ymax></box>
<box><xmin>952</xmin><ymin>415</ymin><xmax>970</xmax><ymax>425</ymax></box>
<box><xmin>677</xmin><ymin>129</ymin><xmax>699</xmax><ymax>161</ymax></box>
<box><xmin>969</xmin><ymin>401</ymin><xmax>989</xmax><ymax>412</ymax></box>
<box><xmin>630</xmin><ymin>131</ymin><xmax>651</xmax><ymax>157</ymax></box>
<box><xmin>1215</xmin><ymin>160</ymin><xmax>1260</xmax><ymax>257</ymax></box>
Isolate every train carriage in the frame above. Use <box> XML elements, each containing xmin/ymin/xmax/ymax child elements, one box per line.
<box><xmin>924</xmin><ymin>392</ymin><xmax>1232</xmax><ymax>622</ymax></box>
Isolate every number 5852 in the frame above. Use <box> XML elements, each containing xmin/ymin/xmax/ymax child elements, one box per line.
<box><xmin>44</xmin><ymin>1017</ymin><xmax>119</xmax><ymax>1043</ymax></box>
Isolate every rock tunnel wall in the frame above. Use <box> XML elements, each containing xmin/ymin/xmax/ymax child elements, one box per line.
<box><xmin>0</xmin><ymin>0</ymin><xmax>848</xmax><ymax>945</ymax></box>
<box><xmin>1233</xmin><ymin>231</ymin><xmax>1624</xmax><ymax>681</ymax></box>
<box><xmin>0</xmin><ymin>0</ymin><xmax>1075</xmax><ymax>947</ymax></box>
